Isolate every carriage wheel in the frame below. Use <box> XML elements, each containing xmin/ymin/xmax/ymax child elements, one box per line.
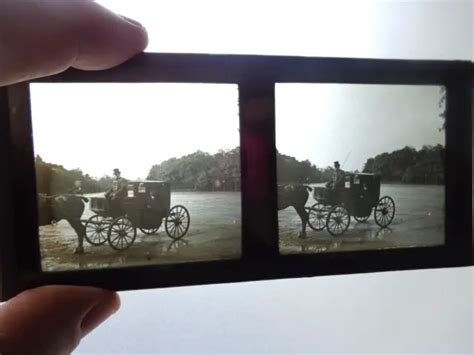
<box><xmin>307</xmin><ymin>203</ymin><xmax>327</xmax><ymax>231</ymax></box>
<box><xmin>354</xmin><ymin>214</ymin><xmax>370</xmax><ymax>223</ymax></box>
<box><xmin>84</xmin><ymin>215</ymin><xmax>108</xmax><ymax>245</ymax></box>
<box><xmin>139</xmin><ymin>227</ymin><xmax>160</xmax><ymax>235</ymax></box>
<box><xmin>165</xmin><ymin>205</ymin><xmax>190</xmax><ymax>240</ymax></box>
<box><xmin>326</xmin><ymin>205</ymin><xmax>351</xmax><ymax>236</ymax></box>
<box><xmin>374</xmin><ymin>196</ymin><xmax>395</xmax><ymax>227</ymax></box>
<box><xmin>107</xmin><ymin>216</ymin><xmax>137</xmax><ymax>251</ymax></box>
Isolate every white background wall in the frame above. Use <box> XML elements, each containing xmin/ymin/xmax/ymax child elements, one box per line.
<box><xmin>77</xmin><ymin>1</ymin><xmax>473</xmax><ymax>353</ymax></box>
<box><xmin>77</xmin><ymin>268</ymin><xmax>472</xmax><ymax>354</ymax></box>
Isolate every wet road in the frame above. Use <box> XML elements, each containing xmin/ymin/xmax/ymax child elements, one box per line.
<box><xmin>39</xmin><ymin>185</ymin><xmax>444</xmax><ymax>270</ymax></box>
<box><xmin>279</xmin><ymin>184</ymin><xmax>444</xmax><ymax>254</ymax></box>
<box><xmin>39</xmin><ymin>191</ymin><xmax>242</xmax><ymax>271</ymax></box>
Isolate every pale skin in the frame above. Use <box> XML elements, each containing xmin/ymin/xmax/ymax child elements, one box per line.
<box><xmin>0</xmin><ymin>1</ymin><xmax>148</xmax><ymax>354</ymax></box>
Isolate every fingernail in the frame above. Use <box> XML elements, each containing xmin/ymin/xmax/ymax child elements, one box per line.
<box><xmin>120</xmin><ymin>15</ymin><xmax>144</xmax><ymax>28</ymax></box>
<box><xmin>80</xmin><ymin>292</ymin><xmax>120</xmax><ymax>336</ymax></box>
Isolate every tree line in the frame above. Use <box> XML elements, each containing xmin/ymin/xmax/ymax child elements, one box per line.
<box><xmin>35</xmin><ymin>144</ymin><xmax>444</xmax><ymax>195</ymax></box>
<box><xmin>277</xmin><ymin>153</ymin><xmax>330</xmax><ymax>184</ymax></box>
<box><xmin>35</xmin><ymin>155</ymin><xmax>114</xmax><ymax>194</ymax></box>
<box><xmin>362</xmin><ymin>145</ymin><xmax>444</xmax><ymax>184</ymax></box>
<box><xmin>147</xmin><ymin>148</ymin><xmax>241</xmax><ymax>191</ymax></box>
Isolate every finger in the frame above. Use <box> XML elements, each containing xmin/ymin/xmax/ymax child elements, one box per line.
<box><xmin>0</xmin><ymin>0</ymin><xmax>148</xmax><ymax>86</ymax></box>
<box><xmin>0</xmin><ymin>285</ymin><xmax>120</xmax><ymax>355</ymax></box>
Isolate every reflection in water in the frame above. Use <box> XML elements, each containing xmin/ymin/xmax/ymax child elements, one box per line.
<box><xmin>374</xmin><ymin>226</ymin><xmax>393</xmax><ymax>239</ymax></box>
<box><xmin>280</xmin><ymin>184</ymin><xmax>445</xmax><ymax>255</ymax></box>
<box><xmin>42</xmin><ymin>223</ymin><xmax>242</xmax><ymax>271</ymax></box>
<box><xmin>297</xmin><ymin>226</ymin><xmax>395</xmax><ymax>254</ymax></box>
<box><xmin>301</xmin><ymin>244</ymin><xmax>328</xmax><ymax>253</ymax></box>
<box><xmin>40</xmin><ymin>217</ymin><xmax>241</xmax><ymax>271</ymax></box>
<box><xmin>73</xmin><ymin>238</ymin><xmax>193</xmax><ymax>270</ymax></box>
<box><xmin>165</xmin><ymin>239</ymin><xmax>190</xmax><ymax>253</ymax></box>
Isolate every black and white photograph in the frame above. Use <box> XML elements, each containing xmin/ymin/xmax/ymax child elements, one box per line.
<box><xmin>31</xmin><ymin>83</ymin><xmax>241</xmax><ymax>271</ymax></box>
<box><xmin>277</xmin><ymin>84</ymin><xmax>446</xmax><ymax>254</ymax></box>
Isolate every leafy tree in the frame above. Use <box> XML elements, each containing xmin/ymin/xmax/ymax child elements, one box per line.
<box><xmin>34</xmin><ymin>156</ymin><xmax>105</xmax><ymax>194</ymax></box>
<box><xmin>362</xmin><ymin>145</ymin><xmax>444</xmax><ymax>184</ymax></box>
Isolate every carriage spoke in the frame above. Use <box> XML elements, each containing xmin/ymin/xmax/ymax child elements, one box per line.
<box><xmin>107</xmin><ymin>217</ymin><xmax>136</xmax><ymax>250</ymax></box>
<box><xmin>326</xmin><ymin>206</ymin><xmax>349</xmax><ymax>236</ymax></box>
<box><xmin>175</xmin><ymin>223</ymin><xmax>182</xmax><ymax>235</ymax></box>
<box><xmin>166</xmin><ymin>205</ymin><xmax>190</xmax><ymax>239</ymax></box>
<box><xmin>307</xmin><ymin>203</ymin><xmax>328</xmax><ymax>231</ymax></box>
<box><xmin>111</xmin><ymin>234</ymin><xmax>121</xmax><ymax>244</ymax></box>
<box><xmin>169</xmin><ymin>224</ymin><xmax>176</xmax><ymax>237</ymax></box>
<box><xmin>85</xmin><ymin>215</ymin><xmax>109</xmax><ymax>246</ymax></box>
<box><xmin>374</xmin><ymin>196</ymin><xmax>395</xmax><ymax>227</ymax></box>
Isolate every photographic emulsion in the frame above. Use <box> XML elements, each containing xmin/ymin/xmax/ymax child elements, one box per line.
<box><xmin>276</xmin><ymin>84</ymin><xmax>446</xmax><ymax>254</ymax></box>
<box><xmin>29</xmin><ymin>83</ymin><xmax>242</xmax><ymax>271</ymax></box>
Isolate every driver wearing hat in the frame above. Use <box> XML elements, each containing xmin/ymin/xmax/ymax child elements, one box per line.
<box><xmin>327</xmin><ymin>161</ymin><xmax>345</xmax><ymax>190</ymax></box>
<box><xmin>106</xmin><ymin>168</ymin><xmax>128</xmax><ymax>200</ymax></box>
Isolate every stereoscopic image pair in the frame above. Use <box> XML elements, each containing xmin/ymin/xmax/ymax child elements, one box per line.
<box><xmin>31</xmin><ymin>82</ymin><xmax>446</xmax><ymax>271</ymax></box>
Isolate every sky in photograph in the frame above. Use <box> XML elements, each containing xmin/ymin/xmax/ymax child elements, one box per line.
<box><xmin>30</xmin><ymin>83</ymin><xmax>239</xmax><ymax>179</ymax></box>
<box><xmin>31</xmin><ymin>82</ymin><xmax>445</xmax><ymax>177</ymax></box>
<box><xmin>276</xmin><ymin>84</ymin><xmax>445</xmax><ymax>171</ymax></box>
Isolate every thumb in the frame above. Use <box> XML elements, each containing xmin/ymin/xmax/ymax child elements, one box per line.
<box><xmin>0</xmin><ymin>0</ymin><xmax>148</xmax><ymax>86</ymax></box>
<box><xmin>0</xmin><ymin>286</ymin><xmax>120</xmax><ymax>355</ymax></box>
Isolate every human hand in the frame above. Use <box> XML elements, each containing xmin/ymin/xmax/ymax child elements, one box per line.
<box><xmin>0</xmin><ymin>286</ymin><xmax>120</xmax><ymax>355</ymax></box>
<box><xmin>0</xmin><ymin>0</ymin><xmax>148</xmax><ymax>86</ymax></box>
<box><xmin>0</xmin><ymin>1</ymin><xmax>148</xmax><ymax>354</ymax></box>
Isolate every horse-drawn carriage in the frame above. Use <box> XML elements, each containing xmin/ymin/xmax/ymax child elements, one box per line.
<box><xmin>307</xmin><ymin>173</ymin><xmax>395</xmax><ymax>236</ymax></box>
<box><xmin>83</xmin><ymin>180</ymin><xmax>190</xmax><ymax>250</ymax></box>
